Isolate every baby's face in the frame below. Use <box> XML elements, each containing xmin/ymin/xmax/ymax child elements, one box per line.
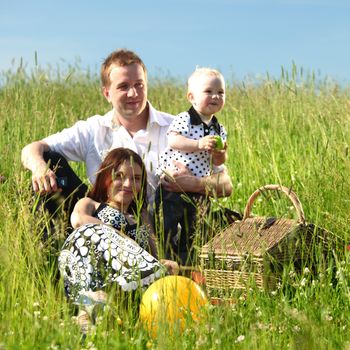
<box><xmin>188</xmin><ymin>74</ymin><xmax>225</xmax><ymax>118</ymax></box>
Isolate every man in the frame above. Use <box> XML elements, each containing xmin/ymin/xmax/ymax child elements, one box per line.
<box><xmin>21</xmin><ymin>49</ymin><xmax>232</xmax><ymax>225</ymax></box>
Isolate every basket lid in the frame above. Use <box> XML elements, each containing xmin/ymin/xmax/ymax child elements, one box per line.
<box><xmin>201</xmin><ymin>216</ymin><xmax>303</xmax><ymax>256</ymax></box>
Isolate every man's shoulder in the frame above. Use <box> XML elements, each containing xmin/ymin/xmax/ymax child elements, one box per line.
<box><xmin>67</xmin><ymin>111</ymin><xmax>113</xmax><ymax>135</ymax></box>
<box><xmin>157</xmin><ymin>111</ymin><xmax>174</xmax><ymax>125</ymax></box>
<box><xmin>86</xmin><ymin>110</ymin><xmax>113</xmax><ymax>126</ymax></box>
<box><xmin>52</xmin><ymin>111</ymin><xmax>112</xmax><ymax>129</ymax></box>
<box><xmin>44</xmin><ymin>111</ymin><xmax>112</xmax><ymax>142</ymax></box>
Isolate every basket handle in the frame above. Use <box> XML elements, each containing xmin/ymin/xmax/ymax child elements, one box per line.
<box><xmin>242</xmin><ymin>184</ymin><xmax>305</xmax><ymax>225</ymax></box>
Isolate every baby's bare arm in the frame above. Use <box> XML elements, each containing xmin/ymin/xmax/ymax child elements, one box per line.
<box><xmin>168</xmin><ymin>132</ymin><xmax>217</xmax><ymax>152</ymax></box>
<box><xmin>168</xmin><ymin>132</ymin><xmax>199</xmax><ymax>152</ymax></box>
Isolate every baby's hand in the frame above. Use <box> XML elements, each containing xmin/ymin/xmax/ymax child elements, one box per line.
<box><xmin>198</xmin><ymin>135</ymin><xmax>217</xmax><ymax>151</ymax></box>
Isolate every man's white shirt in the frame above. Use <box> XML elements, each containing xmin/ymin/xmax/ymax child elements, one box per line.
<box><xmin>44</xmin><ymin>102</ymin><xmax>174</xmax><ymax>202</ymax></box>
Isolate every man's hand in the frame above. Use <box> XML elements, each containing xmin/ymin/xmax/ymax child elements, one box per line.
<box><xmin>31</xmin><ymin>165</ymin><xmax>59</xmax><ymax>194</ymax></box>
<box><xmin>21</xmin><ymin>140</ymin><xmax>59</xmax><ymax>194</ymax></box>
<box><xmin>160</xmin><ymin>162</ymin><xmax>193</xmax><ymax>193</ymax></box>
<box><xmin>160</xmin><ymin>161</ymin><xmax>233</xmax><ymax>197</ymax></box>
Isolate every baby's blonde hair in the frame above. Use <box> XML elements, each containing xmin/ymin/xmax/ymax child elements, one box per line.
<box><xmin>187</xmin><ymin>67</ymin><xmax>225</xmax><ymax>93</ymax></box>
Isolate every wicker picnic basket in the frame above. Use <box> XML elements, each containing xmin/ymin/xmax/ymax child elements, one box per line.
<box><xmin>200</xmin><ymin>184</ymin><xmax>341</xmax><ymax>301</ymax></box>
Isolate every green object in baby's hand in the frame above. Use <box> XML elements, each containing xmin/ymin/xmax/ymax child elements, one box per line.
<box><xmin>215</xmin><ymin>136</ymin><xmax>224</xmax><ymax>150</ymax></box>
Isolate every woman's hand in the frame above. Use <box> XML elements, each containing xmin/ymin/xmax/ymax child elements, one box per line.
<box><xmin>160</xmin><ymin>259</ymin><xmax>180</xmax><ymax>275</ymax></box>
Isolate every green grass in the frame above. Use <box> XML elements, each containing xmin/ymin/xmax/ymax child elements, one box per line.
<box><xmin>0</xmin><ymin>64</ymin><xmax>350</xmax><ymax>349</ymax></box>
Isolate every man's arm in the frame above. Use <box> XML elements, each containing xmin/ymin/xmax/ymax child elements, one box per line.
<box><xmin>160</xmin><ymin>162</ymin><xmax>232</xmax><ymax>197</ymax></box>
<box><xmin>21</xmin><ymin>140</ymin><xmax>59</xmax><ymax>194</ymax></box>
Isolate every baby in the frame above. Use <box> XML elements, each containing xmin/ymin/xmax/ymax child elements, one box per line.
<box><xmin>155</xmin><ymin>67</ymin><xmax>228</xmax><ymax>265</ymax></box>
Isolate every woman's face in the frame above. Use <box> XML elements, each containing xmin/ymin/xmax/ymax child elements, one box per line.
<box><xmin>107</xmin><ymin>160</ymin><xmax>143</xmax><ymax>211</ymax></box>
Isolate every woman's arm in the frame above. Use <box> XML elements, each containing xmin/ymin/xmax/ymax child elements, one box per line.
<box><xmin>70</xmin><ymin>197</ymin><xmax>102</xmax><ymax>229</ymax></box>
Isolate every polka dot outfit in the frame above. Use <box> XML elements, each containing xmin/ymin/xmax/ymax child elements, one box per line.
<box><xmin>157</xmin><ymin>106</ymin><xmax>227</xmax><ymax>178</ymax></box>
<box><xmin>58</xmin><ymin>204</ymin><xmax>166</xmax><ymax>302</ymax></box>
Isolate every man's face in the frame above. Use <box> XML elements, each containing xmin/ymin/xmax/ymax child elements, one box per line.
<box><xmin>103</xmin><ymin>63</ymin><xmax>148</xmax><ymax>121</ymax></box>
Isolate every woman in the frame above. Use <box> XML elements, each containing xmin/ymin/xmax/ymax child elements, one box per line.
<box><xmin>58</xmin><ymin>148</ymin><xmax>178</xmax><ymax>330</ymax></box>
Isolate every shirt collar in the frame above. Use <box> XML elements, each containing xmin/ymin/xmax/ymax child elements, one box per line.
<box><xmin>100</xmin><ymin>110</ymin><xmax>116</xmax><ymax>128</ymax></box>
<box><xmin>100</xmin><ymin>101</ymin><xmax>169</xmax><ymax>130</ymax></box>
<box><xmin>188</xmin><ymin>106</ymin><xmax>221</xmax><ymax>134</ymax></box>
<box><xmin>148</xmin><ymin>102</ymin><xmax>171</xmax><ymax>126</ymax></box>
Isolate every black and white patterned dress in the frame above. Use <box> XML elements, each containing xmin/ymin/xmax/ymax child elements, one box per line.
<box><xmin>58</xmin><ymin>204</ymin><xmax>166</xmax><ymax>303</ymax></box>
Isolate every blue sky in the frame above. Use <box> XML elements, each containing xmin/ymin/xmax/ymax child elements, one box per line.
<box><xmin>1</xmin><ymin>0</ymin><xmax>349</xmax><ymax>84</ymax></box>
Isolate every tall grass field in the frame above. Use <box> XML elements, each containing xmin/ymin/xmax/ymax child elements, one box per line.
<box><xmin>0</xmin><ymin>63</ymin><xmax>350</xmax><ymax>349</ymax></box>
